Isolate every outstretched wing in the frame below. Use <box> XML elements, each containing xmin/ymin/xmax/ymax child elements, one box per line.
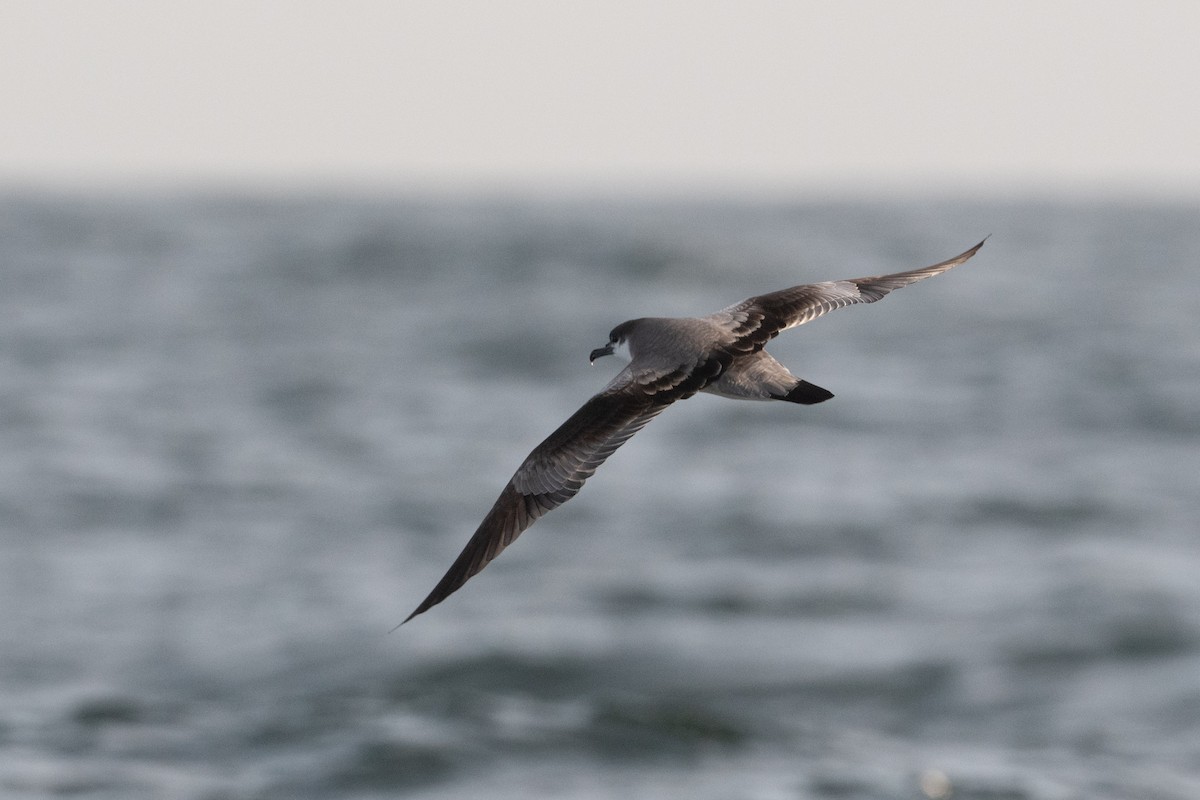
<box><xmin>712</xmin><ymin>238</ymin><xmax>986</xmax><ymax>352</ymax></box>
<box><xmin>402</xmin><ymin>370</ymin><xmax>681</xmax><ymax>623</ymax></box>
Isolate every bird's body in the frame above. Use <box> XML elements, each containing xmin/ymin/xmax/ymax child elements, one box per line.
<box><xmin>404</xmin><ymin>239</ymin><xmax>986</xmax><ymax>623</ymax></box>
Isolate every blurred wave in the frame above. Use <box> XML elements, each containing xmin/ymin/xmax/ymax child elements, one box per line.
<box><xmin>1</xmin><ymin>190</ymin><xmax>1198</xmax><ymax>799</ymax></box>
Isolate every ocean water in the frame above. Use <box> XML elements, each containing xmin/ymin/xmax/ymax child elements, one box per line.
<box><xmin>1</xmin><ymin>190</ymin><xmax>1198</xmax><ymax>799</ymax></box>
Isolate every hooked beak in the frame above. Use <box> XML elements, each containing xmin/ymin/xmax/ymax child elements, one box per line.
<box><xmin>589</xmin><ymin>343</ymin><xmax>614</xmax><ymax>364</ymax></box>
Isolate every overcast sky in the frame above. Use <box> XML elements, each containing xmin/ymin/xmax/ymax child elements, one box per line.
<box><xmin>3</xmin><ymin>1</ymin><xmax>1198</xmax><ymax>197</ymax></box>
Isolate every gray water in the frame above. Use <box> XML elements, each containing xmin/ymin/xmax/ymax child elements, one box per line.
<box><xmin>1</xmin><ymin>190</ymin><xmax>1198</xmax><ymax>799</ymax></box>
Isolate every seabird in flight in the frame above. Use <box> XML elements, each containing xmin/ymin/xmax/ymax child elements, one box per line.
<box><xmin>403</xmin><ymin>238</ymin><xmax>986</xmax><ymax>623</ymax></box>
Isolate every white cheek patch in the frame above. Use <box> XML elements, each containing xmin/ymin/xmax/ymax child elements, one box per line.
<box><xmin>612</xmin><ymin>339</ymin><xmax>632</xmax><ymax>364</ymax></box>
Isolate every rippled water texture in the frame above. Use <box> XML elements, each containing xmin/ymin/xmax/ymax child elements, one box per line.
<box><xmin>1</xmin><ymin>192</ymin><xmax>1198</xmax><ymax>798</ymax></box>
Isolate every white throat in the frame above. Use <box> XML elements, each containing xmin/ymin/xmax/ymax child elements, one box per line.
<box><xmin>611</xmin><ymin>338</ymin><xmax>632</xmax><ymax>364</ymax></box>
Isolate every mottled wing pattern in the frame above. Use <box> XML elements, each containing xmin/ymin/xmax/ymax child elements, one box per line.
<box><xmin>403</xmin><ymin>367</ymin><xmax>699</xmax><ymax>623</ymax></box>
<box><xmin>714</xmin><ymin>238</ymin><xmax>987</xmax><ymax>352</ymax></box>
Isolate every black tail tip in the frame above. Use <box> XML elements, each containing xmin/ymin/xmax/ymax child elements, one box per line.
<box><xmin>777</xmin><ymin>380</ymin><xmax>834</xmax><ymax>405</ymax></box>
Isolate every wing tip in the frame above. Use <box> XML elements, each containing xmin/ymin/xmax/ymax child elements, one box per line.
<box><xmin>918</xmin><ymin>235</ymin><xmax>989</xmax><ymax>275</ymax></box>
<box><xmin>965</xmin><ymin>235</ymin><xmax>990</xmax><ymax>257</ymax></box>
<box><xmin>394</xmin><ymin>484</ymin><xmax>534</xmax><ymax>628</ymax></box>
<box><xmin>393</xmin><ymin>599</ymin><xmax>434</xmax><ymax>630</ymax></box>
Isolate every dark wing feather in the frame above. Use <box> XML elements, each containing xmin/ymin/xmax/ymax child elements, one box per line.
<box><xmin>402</xmin><ymin>374</ymin><xmax>677</xmax><ymax>623</ymax></box>
<box><xmin>718</xmin><ymin>238</ymin><xmax>986</xmax><ymax>351</ymax></box>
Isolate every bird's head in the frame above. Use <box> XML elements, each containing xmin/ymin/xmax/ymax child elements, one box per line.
<box><xmin>589</xmin><ymin>319</ymin><xmax>639</xmax><ymax>364</ymax></box>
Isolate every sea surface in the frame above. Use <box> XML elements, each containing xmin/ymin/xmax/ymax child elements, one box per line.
<box><xmin>1</xmin><ymin>190</ymin><xmax>1198</xmax><ymax>799</ymax></box>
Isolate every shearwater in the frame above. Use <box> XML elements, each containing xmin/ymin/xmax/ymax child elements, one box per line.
<box><xmin>403</xmin><ymin>239</ymin><xmax>986</xmax><ymax>624</ymax></box>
